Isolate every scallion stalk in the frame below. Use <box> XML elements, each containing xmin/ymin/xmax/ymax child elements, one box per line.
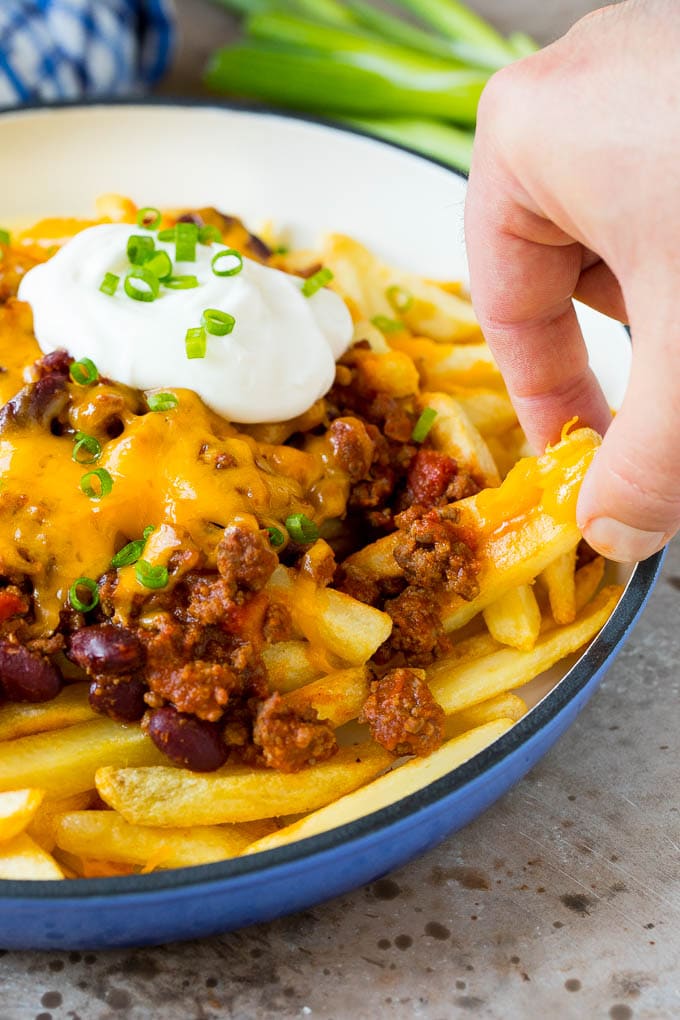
<box><xmin>339</xmin><ymin>115</ymin><xmax>473</xmax><ymax>173</ymax></box>
<box><xmin>390</xmin><ymin>0</ymin><xmax>515</xmax><ymax>64</ymax></box>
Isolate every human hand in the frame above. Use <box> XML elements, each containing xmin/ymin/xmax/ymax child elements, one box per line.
<box><xmin>464</xmin><ymin>0</ymin><xmax>680</xmax><ymax>562</ymax></box>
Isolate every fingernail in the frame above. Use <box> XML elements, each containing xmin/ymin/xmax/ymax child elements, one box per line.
<box><xmin>583</xmin><ymin>517</ymin><xmax>665</xmax><ymax>563</ymax></box>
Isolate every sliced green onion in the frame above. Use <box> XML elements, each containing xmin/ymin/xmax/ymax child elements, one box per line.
<box><xmin>274</xmin><ymin>245</ymin><xmax>289</xmax><ymax>255</ymax></box>
<box><xmin>72</xmin><ymin>431</ymin><xmax>102</xmax><ymax>465</ymax></box>
<box><xmin>371</xmin><ymin>314</ymin><xmax>404</xmax><ymax>333</ymax></box>
<box><xmin>135</xmin><ymin>560</ymin><xmax>169</xmax><ymax>590</ymax></box>
<box><xmin>0</xmin><ymin>229</ymin><xmax>10</xmax><ymax>246</ymax></box>
<box><xmin>301</xmin><ymin>267</ymin><xmax>333</xmax><ymax>298</ymax></box>
<box><xmin>111</xmin><ymin>539</ymin><xmax>144</xmax><ymax>569</ymax></box>
<box><xmin>211</xmin><ymin>248</ymin><xmax>244</xmax><ymax>277</ymax></box>
<box><xmin>386</xmin><ymin>284</ymin><xmax>414</xmax><ymax>313</ymax></box>
<box><xmin>99</xmin><ymin>272</ymin><xmax>120</xmax><ymax>297</ymax></box>
<box><xmin>175</xmin><ymin>222</ymin><xmax>198</xmax><ymax>262</ymax></box>
<box><xmin>412</xmin><ymin>407</ymin><xmax>438</xmax><ymax>442</ymax></box>
<box><xmin>69</xmin><ymin>358</ymin><xmax>99</xmax><ymax>386</ymax></box>
<box><xmin>201</xmin><ymin>308</ymin><xmax>236</xmax><ymax>337</ymax></box>
<box><xmin>145</xmin><ymin>251</ymin><xmax>173</xmax><ymax>281</ymax></box>
<box><xmin>285</xmin><ymin>513</ymin><xmax>319</xmax><ymax>544</ymax></box>
<box><xmin>127</xmin><ymin>234</ymin><xmax>155</xmax><ymax>265</ymax></box>
<box><xmin>147</xmin><ymin>392</ymin><xmax>179</xmax><ymax>412</ymax></box>
<box><xmin>164</xmin><ymin>275</ymin><xmax>199</xmax><ymax>290</ymax></box>
<box><xmin>80</xmin><ymin>468</ymin><xmax>113</xmax><ymax>500</ymax></box>
<box><xmin>143</xmin><ymin>525</ymin><xmax>155</xmax><ymax>540</ymax></box>
<box><xmin>157</xmin><ymin>227</ymin><xmax>176</xmax><ymax>242</ymax></box>
<box><xmin>124</xmin><ymin>268</ymin><xmax>160</xmax><ymax>303</ymax></box>
<box><xmin>199</xmin><ymin>225</ymin><xmax>222</xmax><ymax>244</ymax></box>
<box><xmin>267</xmin><ymin>526</ymin><xmax>285</xmax><ymax>548</ymax></box>
<box><xmin>69</xmin><ymin>577</ymin><xmax>99</xmax><ymax>613</ymax></box>
<box><xmin>185</xmin><ymin>326</ymin><xmax>207</xmax><ymax>360</ymax></box>
<box><xmin>136</xmin><ymin>207</ymin><xmax>162</xmax><ymax>230</ymax></box>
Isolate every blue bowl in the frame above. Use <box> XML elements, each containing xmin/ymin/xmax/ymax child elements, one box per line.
<box><xmin>0</xmin><ymin>100</ymin><xmax>662</xmax><ymax>949</ymax></box>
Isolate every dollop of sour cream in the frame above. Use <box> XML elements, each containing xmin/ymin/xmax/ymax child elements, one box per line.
<box><xmin>19</xmin><ymin>223</ymin><xmax>353</xmax><ymax>422</ymax></box>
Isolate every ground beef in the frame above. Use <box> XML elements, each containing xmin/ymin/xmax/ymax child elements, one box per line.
<box><xmin>216</xmin><ymin>526</ymin><xmax>278</xmax><ymax>595</ymax></box>
<box><xmin>381</xmin><ymin>586</ymin><xmax>446</xmax><ymax>664</ymax></box>
<box><xmin>393</xmin><ymin>506</ymin><xmax>480</xmax><ymax>600</ymax></box>
<box><xmin>262</xmin><ymin>602</ymin><xmax>293</xmax><ymax>643</ymax></box>
<box><xmin>252</xmin><ymin>692</ymin><xmax>338</xmax><ymax>772</ymax></box>
<box><xmin>359</xmin><ymin>667</ymin><xmax>444</xmax><ymax>757</ymax></box>
<box><xmin>329</xmin><ymin>416</ymin><xmax>375</xmax><ymax>481</ymax></box>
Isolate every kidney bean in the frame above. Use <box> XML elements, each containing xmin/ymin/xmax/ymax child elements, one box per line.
<box><xmin>0</xmin><ymin>641</ymin><xmax>62</xmax><ymax>703</ymax></box>
<box><xmin>0</xmin><ymin>374</ymin><xmax>69</xmax><ymax>432</ymax></box>
<box><xmin>69</xmin><ymin>624</ymin><xmax>144</xmax><ymax>676</ymax></box>
<box><xmin>146</xmin><ymin>707</ymin><xmax>228</xmax><ymax>772</ymax></box>
<box><xmin>89</xmin><ymin>677</ymin><xmax>147</xmax><ymax>722</ymax></box>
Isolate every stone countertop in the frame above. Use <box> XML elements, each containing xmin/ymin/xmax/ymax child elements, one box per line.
<box><xmin>4</xmin><ymin>2</ymin><xmax>679</xmax><ymax>1018</ymax></box>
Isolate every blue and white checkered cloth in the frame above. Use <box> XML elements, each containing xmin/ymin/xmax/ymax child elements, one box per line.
<box><xmin>0</xmin><ymin>0</ymin><xmax>175</xmax><ymax>108</ymax></box>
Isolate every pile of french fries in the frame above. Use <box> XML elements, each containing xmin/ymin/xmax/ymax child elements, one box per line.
<box><xmin>0</xmin><ymin>232</ymin><xmax>622</xmax><ymax>880</ymax></box>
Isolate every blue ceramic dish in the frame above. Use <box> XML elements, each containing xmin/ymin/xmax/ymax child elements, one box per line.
<box><xmin>0</xmin><ymin>101</ymin><xmax>663</xmax><ymax>950</ymax></box>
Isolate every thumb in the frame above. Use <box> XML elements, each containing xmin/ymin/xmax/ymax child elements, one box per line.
<box><xmin>576</xmin><ymin>297</ymin><xmax>680</xmax><ymax>562</ymax></box>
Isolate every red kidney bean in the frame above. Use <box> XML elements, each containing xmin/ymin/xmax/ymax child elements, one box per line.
<box><xmin>0</xmin><ymin>374</ymin><xmax>70</xmax><ymax>433</ymax></box>
<box><xmin>89</xmin><ymin>677</ymin><xmax>147</xmax><ymax>722</ymax></box>
<box><xmin>0</xmin><ymin>641</ymin><xmax>62</xmax><ymax>703</ymax></box>
<box><xmin>69</xmin><ymin>625</ymin><xmax>144</xmax><ymax>676</ymax></box>
<box><xmin>146</xmin><ymin>707</ymin><xmax>228</xmax><ymax>772</ymax></box>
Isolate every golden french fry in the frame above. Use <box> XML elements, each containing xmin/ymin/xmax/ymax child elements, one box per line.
<box><xmin>540</xmin><ymin>543</ymin><xmax>578</xmax><ymax>624</ymax></box>
<box><xmin>0</xmin><ymin>788</ymin><xmax>45</xmax><ymax>843</ymax></box>
<box><xmin>390</xmin><ymin>335</ymin><xmax>502</xmax><ymax>389</ymax></box>
<box><xmin>282</xmin><ymin>667</ymin><xmax>370</xmax><ymax>728</ymax></box>
<box><xmin>0</xmin><ymin>683</ymin><xmax>95</xmax><ymax>741</ymax></box>
<box><xmin>0</xmin><ymin>832</ymin><xmax>64</xmax><ymax>880</ymax></box>
<box><xmin>245</xmin><ymin>721</ymin><xmax>512</xmax><ymax>854</ymax></box>
<box><xmin>574</xmin><ymin>557</ymin><xmax>606</xmax><ymax>612</ymax></box>
<box><xmin>26</xmin><ymin>791</ymin><xmax>93</xmax><ymax>852</ymax></box>
<box><xmin>55</xmin><ymin>812</ymin><xmax>275</xmax><ymax>870</ymax></box>
<box><xmin>96</xmin><ymin>742</ymin><xmax>392</xmax><ymax>827</ymax></box>
<box><xmin>354</xmin><ymin>349</ymin><xmax>419</xmax><ymax>398</ymax></box>
<box><xmin>444</xmin><ymin>693</ymin><xmax>527</xmax><ymax>739</ymax></box>
<box><xmin>485</xmin><ymin>426</ymin><xmax>534</xmax><ymax>479</ymax></box>
<box><xmin>483</xmin><ymin>584</ymin><xmax>542</xmax><ymax>652</ymax></box>
<box><xmin>0</xmin><ymin>718</ymin><xmax>167</xmax><ymax>798</ymax></box>
<box><xmin>451</xmin><ymin>388</ymin><xmax>518</xmax><ymax>437</ymax></box>
<box><xmin>263</xmin><ymin>641</ymin><xmax>326</xmax><ymax>693</ymax></box>
<box><xmin>421</xmin><ymin>391</ymin><xmax>500</xmax><ymax>487</ymax></box>
<box><xmin>429</xmin><ymin>585</ymin><xmax>622</xmax><ymax>714</ymax></box>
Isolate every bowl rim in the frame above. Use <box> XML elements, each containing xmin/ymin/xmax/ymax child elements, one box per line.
<box><xmin>0</xmin><ymin>97</ymin><xmax>664</xmax><ymax>901</ymax></box>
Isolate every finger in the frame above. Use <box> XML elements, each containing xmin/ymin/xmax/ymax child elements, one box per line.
<box><xmin>577</xmin><ymin>288</ymin><xmax>680</xmax><ymax>561</ymax></box>
<box><xmin>574</xmin><ymin>259</ymin><xmax>627</xmax><ymax>322</ymax></box>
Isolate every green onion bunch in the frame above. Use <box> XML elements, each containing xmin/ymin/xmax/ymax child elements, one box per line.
<box><xmin>205</xmin><ymin>0</ymin><xmax>537</xmax><ymax>173</ymax></box>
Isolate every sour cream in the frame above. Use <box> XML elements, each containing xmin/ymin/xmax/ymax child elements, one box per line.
<box><xmin>19</xmin><ymin>223</ymin><xmax>353</xmax><ymax>422</ymax></box>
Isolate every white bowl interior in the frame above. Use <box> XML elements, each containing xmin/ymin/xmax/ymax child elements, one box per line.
<box><xmin>0</xmin><ymin>104</ymin><xmax>633</xmax><ymax>714</ymax></box>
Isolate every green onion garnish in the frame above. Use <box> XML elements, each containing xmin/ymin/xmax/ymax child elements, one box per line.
<box><xmin>143</xmin><ymin>525</ymin><xmax>155</xmax><ymax>540</ymax></box>
<box><xmin>69</xmin><ymin>358</ymin><xmax>99</xmax><ymax>386</ymax></box>
<box><xmin>386</xmin><ymin>284</ymin><xmax>414</xmax><ymax>313</ymax></box>
<box><xmin>301</xmin><ymin>267</ymin><xmax>333</xmax><ymax>298</ymax></box>
<box><xmin>145</xmin><ymin>251</ymin><xmax>173</xmax><ymax>281</ymax></box>
<box><xmin>136</xmin><ymin>207</ymin><xmax>162</xmax><ymax>230</ymax></box>
<box><xmin>199</xmin><ymin>225</ymin><xmax>222</xmax><ymax>244</ymax></box>
<box><xmin>147</xmin><ymin>392</ymin><xmax>179</xmax><ymax>412</ymax></box>
<box><xmin>80</xmin><ymin>468</ymin><xmax>113</xmax><ymax>500</ymax></box>
<box><xmin>72</xmin><ymin>432</ymin><xmax>102</xmax><ymax>465</ymax></box>
<box><xmin>201</xmin><ymin>308</ymin><xmax>236</xmax><ymax>337</ymax></box>
<box><xmin>135</xmin><ymin>560</ymin><xmax>169</xmax><ymax>590</ymax></box>
<box><xmin>411</xmin><ymin>407</ymin><xmax>438</xmax><ymax>443</ymax></box>
<box><xmin>285</xmin><ymin>513</ymin><xmax>318</xmax><ymax>544</ymax></box>
<box><xmin>267</xmin><ymin>526</ymin><xmax>285</xmax><ymax>548</ymax></box>
<box><xmin>211</xmin><ymin>248</ymin><xmax>244</xmax><ymax>277</ymax></box>
<box><xmin>124</xmin><ymin>268</ymin><xmax>160</xmax><ymax>303</ymax></box>
<box><xmin>164</xmin><ymin>275</ymin><xmax>199</xmax><ymax>290</ymax></box>
<box><xmin>185</xmin><ymin>326</ymin><xmax>207</xmax><ymax>360</ymax></box>
<box><xmin>68</xmin><ymin>577</ymin><xmax>99</xmax><ymax>613</ymax></box>
<box><xmin>0</xmin><ymin>229</ymin><xmax>10</xmax><ymax>246</ymax></box>
<box><xmin>175</xmin><ymin>222</ymin><xmax>198</xmax><ymax>262</ymax></box>
<box><xmin>274</xmin><ymin>245</ymin><xmax>289</xmax><ymax>255</ymax></box>
<box><xmin>111</xmin><ymin>540</ymin><xmax>144</xmax><ymax>569</ymax></box>
<box><xmin>371</xmin><ymin>315</ymin><xmax>404</xmax><ymax>333</ymax></box>
<box><xmin>99</xmin><ymin>272</ymin><xmax>119</xmax><ymax>297</ymax></box>
<box><xmin>126</xmin><ymin>234</ymin><xmax>155</xmax><ymax>266</ymax></box>
<box><xmin>157</xmin><ymin>227</ymin><xmax>176</xmax><ymax>242</ymax></box>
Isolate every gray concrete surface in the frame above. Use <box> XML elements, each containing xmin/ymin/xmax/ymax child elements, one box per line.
<box><xmin>3</xmin><ymin>2</ymin><xmax>677</xmax><ymax>1018</ymax></box>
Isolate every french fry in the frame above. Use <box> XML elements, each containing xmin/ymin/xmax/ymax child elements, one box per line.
<box><xmin>421</xmin><ymin>392</ymin><xmax>500</xmax><ymax>487</ymax></box>
<box><xmin>282</xmin><ymin>667</ymin><xmax>370</xmax><ymax>728</ymax></box>
<box><xmin>451</xmin><ymin>388</ymin><xmax>518</xmax><ymax>437</ymax></box>
<box><xmin>390</xmin><ymin>334</ymin><xmax>502</xmax><ymax>389</ymax></box>
<box><xmin>0</xmin><ymin>683</ymin><xmax>95</xmax><ymax>741</ymax></box>
<box><xmin>0</xmin><ymin>789</ymin><xmax>44</xmax><ymax>843</ymax></box>
<box><xmin>574</xmin><ymin>556</ymin><xmax>606</xmax><ymax>612</ymax></box>
<box><xmin>263</xmin><ymin>641</ymin><xmax>325</xmax><ymax>693</ymax></box>
<box><xmin>27</xmin><ymin>791</ymin><xmax>93</xmax><ymax>852</ymax></box>
<box><xmin>55</xmin><ymin>812</ymin><xmax>275</xmax><ymax>870</ymax></box>
<box><xmin>96</xmin><ymin>742</ymin><xmax>392</xmax><ymax>827</ymax></box>
<box><xmin>428</xmin><ymin>585</ymin><xmax>622</xmax><ymax>714</ymax></box>
<box><xmin>245</xmin><ymin>720</ymin><xmax>512</xmax><ymax>854</ymax></box>
<box><xmin>0</xmin><ymin>718</ymin><xmax>167</xmax><ymax>798</ymax></box>
<box><xmin>444</xmin><ymin>693</ymin><xmax>527</xmax><ymax>739</ymax></box>
<box><xmin>541</xmin><ymin>543</ymin><xmax>578</xmax><ymax>624</ymax></box>
<box><xmin>0</xmin><ymin>832</ymin><xmax>64</xmax><ymax>880</ymax></box>
<box><xmin>354</xmin><ymin>349</ymin><xmax>419</xmax><ymax>398</ymax></box>
<box><xmin>483</xmin><ymin>584</ymin><xmax>542</xmax><ymax>652</ymax></box>
<box><xmin>486</xmin><ymin>426</ymin><xmax>534</xmax><ymax>479</ymax></box>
